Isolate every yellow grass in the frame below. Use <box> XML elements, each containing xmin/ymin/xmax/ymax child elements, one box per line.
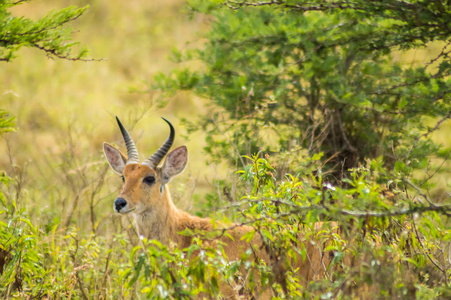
<box><xmin>1</xmin><ymin>0</ymin><xmax>450</xmax><ymax>235</ymax></box>
<box><xmin>0</xmin><ymin>0</ymin><xmax>219</xmax><ymax>233</ymax></box>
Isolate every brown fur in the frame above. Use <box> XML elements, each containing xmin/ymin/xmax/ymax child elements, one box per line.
<box><xmin>105</xmin><ymin>145</ymin><xmax>337</xmax><ymax>299</ymax></box>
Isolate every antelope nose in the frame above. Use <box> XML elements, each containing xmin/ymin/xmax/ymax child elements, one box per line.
<box><xmin>114</xmin><ymin>198</ymin><xmax>127</xmax><ymax>212</ymax></box>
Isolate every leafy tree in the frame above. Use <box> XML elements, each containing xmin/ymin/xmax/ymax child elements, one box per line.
<box><xmin>149</xmin><ymin>2</ymin><xmax>451</xmax><ymax>297</ymax></box>
<box><xmin>1</xmin><ymin>0</ymin><xmax>450</xmax><ymax>298</ymax></box>
<box><xmin>155</xmin><ymin>0</ymin><xmax>451</xmax><ymax>179</ymax></box>
<box><xmin>0</xmin><ymin>0</ymin><xmax>88</xmax><ymax>196</ymax></box>
<box><xmin>0</xmin><ymin>0</ymin><xmax>89</xmax><ymax>62</ymax></box>
<box><xmin>0</xmin><ymin>2</ymin><xmax>89</xmax><ymax>296</ymax></box>
<box><xmin>0</xmin><ymin>0</ymin><xmax>88</xmax><ymax>149</ymax></box>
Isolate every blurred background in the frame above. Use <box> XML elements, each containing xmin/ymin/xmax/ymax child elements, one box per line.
<box><xmin>0</xmin><ymin>0</ymin><xmax>220</xmax><ymax>237</ymax></box>
<box><xmin>1</xmin><ymin>0</ymin><xmax>450</xmax><ymax>235</ymax></box>
<box><xmin>1</xmin><ymin>1</ymin><xmax>450</xmax><ymax>298</ymax></box>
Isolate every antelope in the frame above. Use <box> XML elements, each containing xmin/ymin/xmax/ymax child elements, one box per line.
<box><xmin>103</xmin><ymin>117</ymin><xmax>338</xmax><ymax>299</ymax></box>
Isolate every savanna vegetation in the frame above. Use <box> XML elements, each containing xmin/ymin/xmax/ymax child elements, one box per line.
<box><xmin>1</xmin><ymin>0</ymin><xmax>450</xmax><ymax>299</ymax></box>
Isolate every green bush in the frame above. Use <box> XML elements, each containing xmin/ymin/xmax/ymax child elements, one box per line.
<box><xmin>1</xmin><ymin>0</ymin><xmax>450</xmax><ymax>298</ymax></box>
<box><xmin>0</xmin><ymin>0</ymin><xmax>89</xmax><ymax>61</ymax></box>
<box><xmin>1</xmin><ymin>152</ymin><xmax>450</xmax><ymax>298</ymax></box>
<box><xmin>154</xmin><ymin>0</ymin><xmax>451</xmax><ymax>178</ymax></box>
<box><xmin>147</xmin><ymin>2</ymin><xmax>451</xmax><ymax>294</ymax></box>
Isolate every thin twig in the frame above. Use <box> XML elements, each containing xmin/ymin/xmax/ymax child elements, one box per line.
<box><xmin>417</xmin><ymin>110</ymin><xmax>451</xmax><ymax>140</ymax></box>
<box><xmin>411</xmin><ymin>216</ymin><xmax>445</xmax><ymax>274</ymax></box>
<box><xmin>403</xmin><ymin>179</ymin><xmax>437</xmax><ymax>208</ymax></box>
<box><xmin>195</xmin><ymin>198</ymin><xmax>451</xmax><ymax>242</ymax></box>
<box><xmin>215</xmin><ymin>196</ymin><xmax>451</xmax><ymax>217</ymax></box>
<box><xmin>70</xmin><ymin>237</ymin><xmax>90</xmax><ymax>300</ymax></box>
<box><xmin>336</xmin><ymin>111</ymin><xmax>357</xmax><ymax>153</ymax></box>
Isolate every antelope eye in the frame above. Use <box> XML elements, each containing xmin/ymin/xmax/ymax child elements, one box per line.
<box><xmin>143</xmin><ymin>176</ymin><xmax>155</xmax><ymax>185</ymax></box>
<box><xmin>121</xmin><ymin>175</ymin><xmax>125</xmax><ymax>182</ymax></box>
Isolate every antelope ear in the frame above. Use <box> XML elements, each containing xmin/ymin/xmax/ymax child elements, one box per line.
<box><xmin>103</xmin><ymin>142</ymin><xmax>127</xmax><ymax>174</ymax></box>
<box><xmin>160</xmin><ymin>146</ymin><xmax>188</xmax><ymax>184</ymax></box>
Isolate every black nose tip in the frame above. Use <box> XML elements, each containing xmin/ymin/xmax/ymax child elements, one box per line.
<box><xmin>114</xmin><ymin>197</ymin><xmax>127</xmax><ymax>212</ymax></box>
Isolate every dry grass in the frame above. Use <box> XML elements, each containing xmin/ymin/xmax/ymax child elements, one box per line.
<box><xmin>1</xmin><ymin>0</ymin><xmax>450</xmax><ymax>235</ymax></box>
<box><xmin>0</xmin><ymin>0</ymin><xmax>218</xmax><ymax>236</ymax></box>
<box><xmin>0</xmin><ymin>2</ymin><xmax>449</xmax><ymax>299</ymax></box>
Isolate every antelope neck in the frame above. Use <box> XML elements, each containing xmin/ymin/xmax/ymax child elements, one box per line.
<box><xmin>132</xmin><ymin>185</ymin><xmax>179</xmax><ymax>244</ymax></box>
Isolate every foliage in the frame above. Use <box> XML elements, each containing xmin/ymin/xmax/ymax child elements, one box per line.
<box><xmin>147</xmin><ymin>2</ymin><xmax>451</xmax><ymax>296</ymax></box>
<box><xmin>233</xmin><ymin>154</ymin><xmax>450</xmax><ymax>298</ymax></box>
<box><xmin>154</xmin><ymin>0</ymin><xmax>451</xmax><ymax>177</ymax></box>
<box><xmin>0</xmin><ymin>0</ymin><xmax>89</xmax><ymax>62</ymax></box>
<box><xmin>2</xmin><ymin>153</ymin><xmax>449</xmax><ymax>298</ymax></box>
<box><xmin>0</xmin><ymin>0</ymin><xmax>450</xmax><ymax>299</ymax></box>
<box><xmin>0</xmin><ymin>109</ymin><xmax>14</xmax><ymax>134</ymax></box>
<box><xmin>0</xmin><ymin>0</ymin><xmax>89</xmax><ymax>228</ymax></box>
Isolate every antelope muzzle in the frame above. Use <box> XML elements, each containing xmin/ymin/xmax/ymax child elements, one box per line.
<box><xmin>114</xmin><ymin>197</ymin><xmax>128</xmax><ymax>213</ymax></box>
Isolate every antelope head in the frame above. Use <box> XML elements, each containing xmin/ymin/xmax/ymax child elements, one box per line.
<box><xmin>103</xmin><ymin>117</ymin><xmax>188</xmax><ymax>216</ymax></box>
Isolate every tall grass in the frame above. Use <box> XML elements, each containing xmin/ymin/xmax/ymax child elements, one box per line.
<box><xmin>0</xmin><ymin>1</ymin><xmax>216</xmax><ymax>297</ymax></box>
<box><xmin>1</xmin><ymin>0</ymin><xmax>450</xmax><ymax>298</ymax></box>
<box><xmin>0</xmin><ymin>0</ymin><xmax>217</xmax><ymax>232</ymax></box>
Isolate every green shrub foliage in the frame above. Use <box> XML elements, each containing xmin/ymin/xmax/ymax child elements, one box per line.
<box><xmin>0</xmin><ymin>109</ymin><xmax>14</xmax><ymax>134</ymax></box>
<box><xmin>0</xmin><ymin>0</ymin><xmax>89</xmax><ymax>61</ymax></box>
<box><xmin>155</xmin><ymin>0</ymin><xmax>451</xmax><ymax>177</ymax></box>
<box><xmin>1</xmin><ymin>0</ymin><xmax>450</xmax><ymax>298</ymax></box>
<box><xmin>1</xmin><ymin>154</ymin><xmax>450</xmax><ymax>298</ymax></box>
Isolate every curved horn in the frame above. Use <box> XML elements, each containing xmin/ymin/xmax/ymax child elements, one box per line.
<box><xmin>143</xmin><ymin>117</ymin><xmax>175</xmax><ymax>169</ymax></box>
<box><xmin>116</xmin><ymin>117</ymin><xmax>140</xmax><ymax>164</ymax></box>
